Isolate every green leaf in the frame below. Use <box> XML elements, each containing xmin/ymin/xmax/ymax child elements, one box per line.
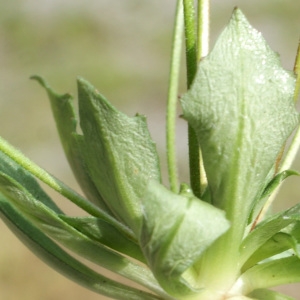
<box><xmin>235</xmin><ymin>256</ymin><xmax>300</xmax><ymax>295</ymax></box>
<box><xmin>294</xmin><ymin>41</ymin><xmax>300</xmax><ymax>102</ymax></box>
<box><xmin>0</xmin><ymin>150</ymin><xmax>62</xmax><ymax>213</ymax></box>
<box><xmin>242</xmin><ymin>232</ymin><xmax>297</xmax><ymax>271</ymax></box>
<box><xmin>60</xmin><ymin>215</ymin><xmax>146</xmax><ymax>263</ymax></box>
<box><xmin>249</xmin><ymin>170</ymin><xmax>300</xmax><ymax>223</ymax></box>
<box><xmin>247</xmin><ymin>288</ymin><xmax>294</xmax><ymax>300</ymax></box>
<box><xmin>180</xmin><ymin>8</ymin><xmax>299</xmax><ymax>232</ymax></box>
<box><xmin>240</xmin><ymin>203</ymin><xmax>300</xmax><ymax>266</ymax></box>
<box><xmin>31</xmin><ymin>76</ymin><xmax>112</xmax><ymax>214</ymax></box>
<box><xmin>0</xmin><ymin>172</ymin><xmax>165</xmax><ymax>296</ymax></box>
<box><xmin>0</xmin><ymin>197</ymin><xmax>163</xmax><ymax>300</ymax></box>
<box><xmin>140</xmin><ymin>181</ymin><xmax>230</xmax><ymax>298</ymax></box>
<box><xmin>77</xmin><ymin>77</ymin><xmax>161</xmax><ymax>235</ymax></box>
<box><xmin>261</xmin><ymin>171</ymin><xmax>300</xmax><ymax>200</ymax></box>
<box><xmin>284</xmin><ymin>222</ymin><xmax>300</xmax><ymax>242</ymax></box>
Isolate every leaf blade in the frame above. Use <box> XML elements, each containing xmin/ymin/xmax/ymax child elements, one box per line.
<box><xmin>240</xmin><ymin>203</ymin><xmax>300</xmax><ymax>266</ymax></box>
<box><xmin>247</xmin><ymin>288</ymin><xmax>295</xmax><ymax>300</ymax></box>
<box><xmin>60</xmin><ymin>215</ymin><xmax>146</xmax><ymax>263</ymax></box>
<box><xmin>0</xmin><ymin>197</ymin><xmax>163</xmax><ymax>300</ymax></box>
<box><xmin>0</xmin><ymin>172</ymin><xmax>165</xmax><ymax>296</ymax></box>
<box><xmin>236</xmin><ymin>256</ymin><xmax>300</xmax><ymax>295</ymax></box>
<box><xmin>31</xmin><ymin>76</ymin><xmax>111</xmax><ymax>213</ymax></box>
<box><xmin>180</xmin><ymin>8</ymin><xmax>298</xmax><ymax>230</ymax></box>
<box><xmin>77</xmin><ymin>78</ymin><xmax>162</xmax><ymax>234</ymax></box>
<box><xmin>140</xmin><ymin>182</ymin><xmax>230</xmax><ymax>298</ymax></box>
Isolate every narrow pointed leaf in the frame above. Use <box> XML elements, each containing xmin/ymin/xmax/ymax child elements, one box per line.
<box><xmin>60</xmin><ymin>215</ymin><xmax>146</xmax><ymax>262</ymax></box>
<box><xmin>140</xmin><ymin>181</ymin><xmax>230</xmax><ymax>298</ymax></box>
<box><xmin>240</xmin><ymin>203</ymin><xmax>300</xmax><ymax>266</ymax></box>
<box><xmin>250</xmin><ymin>170</ymin><xmax>299</xmax><ymax>222</ymax></box>
<box><xmin>0</xmin><ymin>143</ymin><xmax>132</xmax><ymax>240</ymax></box>
<box><xmin>237</xmin><ymin>256</ymin><xmax>300</xmax><ymax>295</ymax></box>
<box><xmin>31</xmin><ymin>76</ymin><xmax>112</xmax><ymax>213</ymax></box>
<box><xmin>0</xmin><ymin>172</ymin><xmax>164</xmax><ymax>295</ymax></box>
<box><xmin>0</xmin><ymin>150</ymin><xmax>62</xmax><ymax>213</ymax></box>
<box><xmin>294</xmin><ymin>41</ymin><xmax>300</xmax><ymax>102</ymax></box>
<box><xmin>247</xmin><ymin>288</ymin><xmax>294</xmax><ymax>300</ymax></box>
<box><xmin>180</xmin><ymin>9</ymin><xmax>299</xmax><ymax>230</ymax></box>
<box><xmin>77</xmin><ymin>78</ymin><xmax>161</xmax><ymax>235</ymax></box>
<box><xmin>0</xmin><ymin>199</ymin><xmax>163</xmax><ymax>300</ymax></box>
<box><xmin>242</xmin><ymin>232</ymin><xmax>297</xmax><ymax>271</ymax></box>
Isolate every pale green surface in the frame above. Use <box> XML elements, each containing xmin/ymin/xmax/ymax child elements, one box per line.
<box><xmin>77</xmin><ymin>78</ymin><xmax>161</xmax><ymax>235</ymax></box>
<box><xmin>0</xmin><ymin>1</ymin><xmax>299</xmax><ymax>299</ymax></box>
<box><xmin>248</xmin><ymin>288</ymin><xmax>294</xmax><ymax>300</ymax></box>
<box><xmin>181</xmin><ymin>8</ymin><xmax>298</xmax><ymax>226</ymax></box>
<box><xmin>180</xmin><ymin>8</ymin><xmax>299</xmax><ymax>295</ymax></box>
<box><xmin>140</xmin><ymin>182</ymin><xmax>229</xmax><ymax>297</ymax></box>
<box><xmin>0</xmin><ymin>150</ymin><xmax>164</xmax><ymax>299</ymax></box>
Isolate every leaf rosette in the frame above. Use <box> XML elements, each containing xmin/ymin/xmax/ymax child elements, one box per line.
<box><xmin>0</xmin><ymin>7</ymin><xmax>299</xmax><ymax>300</ymax></box>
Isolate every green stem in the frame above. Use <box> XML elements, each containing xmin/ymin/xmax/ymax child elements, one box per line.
<box><xmin>197</xmin><ymin>0</ymin><xmax>210</xmax><ymax>193</ymax></box>
<box><xmin>187</xmin><ymin>127</ymin><xmax>201</xmax><ymax>197</ymax></box>
<box><xmin>281</xmin><ymin>41</ymin><xmax>300</xmax><ymax>169</ymax></box>
<box><xmin>281</xmin><ymin>131</ymin><xmax>300</xmax><ymax>173</ymax></box>
<box><xmin>166</xmin><ymin>0</ymin><xmax>184</xmax><ymax>193</ymax></box>
<box><xmin>183</xmin><ymin>0</ymin><xmax>198</xmax><ymax>87</ymax></box>
<box><xmin>197</xmin><ymin>0</ymin><xmax>210</xmax><ymax>59</ymax></box>
<box><xmin>294</xmin><ymin>40</ymin><xmax>300</xmax><ymax>102</ymax></box>
<box><xmin>0</xmin><ymin>136</ymin><xmax>135</xmax><ymax>239</ymax></box>
<box><xmin>183</xmin><ymin>0</ymin><xmax>201</xmax><ymax>198</ymax></box>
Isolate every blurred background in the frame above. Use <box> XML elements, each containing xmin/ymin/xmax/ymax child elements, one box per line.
<box><xmin>0</xmin><ymin>0</ymin><xmax>299</xmax><ymax>299</ymax></box>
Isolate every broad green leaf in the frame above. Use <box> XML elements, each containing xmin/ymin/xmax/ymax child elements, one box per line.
<box><xmin>180</xmin><ymin>8</ymin><xmax>298</xmax><ymax>233</ymax></box>
<box><xmin>0</xmin><ymin>172</ymin><xmax>165</xmax><ymax>296</ymax></box>
<box><xmin>77</xmin><ymin>77</ymin><xmax>161</xmax><ymax>235</ymax></box>
<box><xmin>236</xmin><ymin>256</ymin><xmax>300</xmax><ymax>295</ymax></box>
<box><xmin>240</xmin><ymin>203</ymin><xmax>300</xmax><ymax>266</ymax></box>
<box><xmin>247</xmin><ymin>288</ymin><xmax>294</xmax><ymax>300</ymax></box>
<box><xmin>31</xmin><ymin>76</ymin><xmax>112</xmax><ymax>214</ymax></box>
<box><xmin>60</xmin><ymin>215</ymin><xmax>146</xmax><ymax>263</ymax></box>
<box><xmin>140</xmin><ymin>181</ymin><xmax>230</xmax><ymax>298</ymax></box>
<box><xmin>0</xmin><ymin>198</ymin><xmax>163</xmax><ymax>300</ymax></box>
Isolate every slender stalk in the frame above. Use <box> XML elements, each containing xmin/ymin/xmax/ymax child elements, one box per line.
<box><xmin>197</xmin><ymin>0</ymin><xmax>210</xmax><ymax>59</ymax></box>
<box><xmin>166</xmin><ymin>0</ymin><xmax>184</xmax><ymax>193</ymax></box>
<box><xmin>0</xmin><ymin>136</ymin><xmax>135</xmax><ymax>239</ymax></box>
<box><xmin>183</xmin><ymin>0</ymin><xmax>201</xmax><ymax>198</ymax></box>
<box><xmin>197</xmin><ymin>0</ymin><xmax>210</xmax><ymax>192</ymax></box>
<box><xmin>183</xmin><ymin>0</ymin><xmax>198</xmax><ymax>87</ymax></box>
<box><xmin>293</xmin><ymin>40</ymin><xmax>300</xmax><ymax>102</ymax></box>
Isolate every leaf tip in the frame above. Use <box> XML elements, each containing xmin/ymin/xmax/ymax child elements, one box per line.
<box><xmin>76</xmin><ymin>76</ymin><xmax>97</xmax><ymax>98</ymax></box>
<box><xmin>76</xmin><ymin>76</ymin><xmax>86</xmax><ymax>86</ymax></box>
<box><xmin>30</xmin><ymin>75</ymin><xmax>48</xmax><ymax>89</ymax></box>
<box><xmin>230</xmin><ymin>7</ymin><xmax>250</xmax><ymax>28</ymax></box>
